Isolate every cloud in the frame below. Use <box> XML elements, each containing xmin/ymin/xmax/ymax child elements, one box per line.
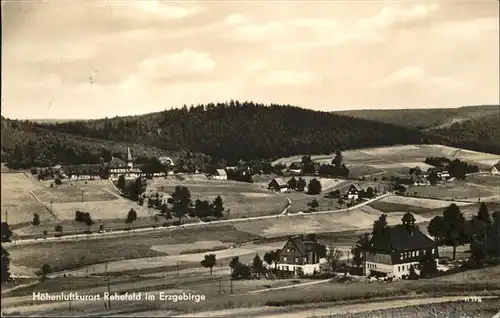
<box><xmin>112</xmin><ymin>1</ymin><xmax>206</xmax><ymax>20</ymax></box>
<box><xmin>259</xmin><ymin>70</ymin><xmax>314</xmax><ymax>87</ymax></box>
<box><xmin>434</xmin><ymin>17</ymin><xmax>499</xmax><ymax>38</ymax></box>
<box><xmin>220</xmin><ymin>14</ymin><xmax>338</xmax><ymax>43</ymax></box>
<box><xmin>223</xmin><ymin>13</ymin><xmax>247</xmax><ymax>26</ymax></box>
<box><xmin>370</xmin><ymin>66</ymin><xmax>472</xmax><ymax>91</ymax></box>
<box><xmin>358</xmin><ymin>3</ymin><xmax>440</xmax><ymax>30</ymax></box>
<box><xmin>371</xmin><ymin>66</ymin><xmax>425</xmax><ymax>88</ymax></box>
<box><xmin>136</xmin><ymin>50</ymin><xmax>216</xmax><ymax>80</ymax></box>
<box><xmin>276</xmin><ymin>3</ymin><xmax>441</xmax><ymax>50</ymax></box>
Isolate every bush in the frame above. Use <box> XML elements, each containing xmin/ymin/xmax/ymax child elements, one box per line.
<box><xmin>54</xmin><ymin>178</ymin><xmax>62</xmax><ymax>185</ymax></box>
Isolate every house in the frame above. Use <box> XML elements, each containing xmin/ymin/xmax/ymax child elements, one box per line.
<box><xmin>346</xmin><ymin>184</ymin><xmax>363</xmax><ymax>200</ymax></box>
<box><xmin>288</xmin><ymin>162</ymin><xmax>303</xmax><ymax>173</ymax></box>
<box><xmin>410</xmin><ymin>173</ymin><xmax>429</xmax><ymax>186</ymax></box>
<box><xmin>268</xmin><ymin>178</ymin><xmax>288</xmax><ymax>192</ymax></box>
<box><xmin>107</xmin><ymin>147</ymin><xmax>142</xmax><ymax>180</ymax></box>
<box><xmin>276</xmin><ymin>234</ymin><xmax>322</xmax><ymax>275</ymax></box>
<box><xmin>491</xmin><ymin>162</ymin><xmax>500</xmax><ymax>175</ymax></box>
<box><xmin>363</xmin><ymin>213</ymin><xmax>439</xmax><ymax>279</ymax></box>
<box><xmin>438</xmin><ymin>171</ymin><xmax>451</xmax><ymax>180</ymax></box>
<box><xmin>63</xmin><ymin>164</ymin><xmax>102</xmax><ymax>180</ymax></box>
<box><xmin>212</xmin><ymin>169</ymin><xmax>227</xmax><ymax>180</ymax></box>
<box><xmin>158</xmin><ymin>156</ymin><xmax>175</xmax><ymax>167</ymax></box>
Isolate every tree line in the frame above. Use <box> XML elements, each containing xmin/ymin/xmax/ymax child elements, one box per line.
<box><xmin>424</xmin><ymin>157</ymin><xmax>480</xmax><ymax>179</ymax></box>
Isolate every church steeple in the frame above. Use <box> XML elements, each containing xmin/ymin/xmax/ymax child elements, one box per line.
<box><xmin>126</xmin><ymin>147</ymin><xmax>133</xmax><ymax>168</ymax></box>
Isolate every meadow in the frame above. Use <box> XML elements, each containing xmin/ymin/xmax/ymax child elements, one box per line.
<box><xmin>405</xmin><ymin>181</ymin><xmax>497</xmax><ymax>201</ymax></box>
<box><xmin>0</xmin><ymin>173</ymin><xmax>54</xmax><ymax>224</ymax></box>
<box><xmin>146</xmin><ymin>176</ymin><xmax>289</xmax><ymax>218</ymax></box>
<box><xmin>7</xmin><ymin>225</ymin><xmax>262</xmax><ymax>274</ymax></box>
<box><xmin>273</xmin><ymin>144</ymin><xmax>499</xmax><ymax>178</ymax></box>
<box><xmin>6</xmin><ymin>265</ymin><xmax>497</xmax><ymax>317</ymax></box>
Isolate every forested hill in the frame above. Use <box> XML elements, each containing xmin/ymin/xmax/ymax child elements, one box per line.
<box><xmin>432</xmin><ymin>114</ymin><xmax>500</xmax><ymax>155</ymax></box>
<box><xmin>336</xmin><ymin>105</ymin><xmax>499</xmax><ymax>130</ymax></box>
<box><xmin>1</xmin><ymin>116</ymin><xmax>172</xmax><ymax>169</ymax></box>
<box><xmin>22</xmin><ymin>102</ymin><xmax>438</xmax><ymax>163</ymax></box>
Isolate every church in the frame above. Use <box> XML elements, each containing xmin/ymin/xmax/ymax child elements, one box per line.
<box><xmin>363</xmin><ymin>213</ymin><xmax>439</xmax><ymax>278</ymax></box>
<box><xmin>107</xmin><ymin>147</ymin><xmax>142</xmax><ymax>180</ymax></box>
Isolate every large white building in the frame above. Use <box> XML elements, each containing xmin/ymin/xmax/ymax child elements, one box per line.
<box><xmin>108</xmin><ymin>147</ymin><xmax>142</xmax><ymax>180</ymax></box>
<box><xmin>363</xmin><ymin>213</ymin><xmax>439</xmax><ymax>279</ymax></box>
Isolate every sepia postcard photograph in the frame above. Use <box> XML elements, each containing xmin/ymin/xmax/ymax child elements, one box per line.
<box><xmin>1</xmin><ymin>0</ymin><xmax>499</xmax><ymax>317</ymax></box>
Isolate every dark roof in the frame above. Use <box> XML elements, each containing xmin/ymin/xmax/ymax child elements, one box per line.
<box><xmin>63</xmin><ymin>164</ymin><xmax>102</xmax><ymax>174</ymax></box>
<box><xmin>402</xmin><ymin>212</ymin><xmax>416</xmax><ymax>223</ymax></box>
<box><xmin>350</xmin><ymin>183</ymin><xmax>363</xmax><ymax>191</ymax></box>
<box><xmin>285</xmin><ymin>235</ymin><xmax>319</xmax><ymax>256</ymax></box>
<box><xmin>270</xmin><ymin>177</ymin><xmax>287</xmax><ymax>187</ymax></box>
<box><xmin>369</xmin><ymin>225</ymin><xmax>436</xmax><ymax>252</ymax></box>
<box><xmin>289</xmin><ymin>161</ymin><xmax>303</xmax><ymax>168</ymax></box>
<box><xmin>107</xmin><ymin>157</ymin><xmax>128</xmax><ymax>169</ymax></box>
<box><xmin>410</xmin><ymin>173</ymin><xmax>423</xmax><ymax>182</ymax></box>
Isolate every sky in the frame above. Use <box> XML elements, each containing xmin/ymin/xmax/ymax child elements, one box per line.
<box><xmin>1</xmin><ymin>0</ymin><xmax>499</xmax><ymax>119</ymax></box>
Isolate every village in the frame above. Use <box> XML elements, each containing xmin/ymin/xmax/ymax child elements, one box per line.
<box><xmin>2</xmin><ymin>143</ymin><xmax>499</xmax><ymax>318</ymax></box>
<box><xmin>1</xmin><ymin>0</ymin><xmax>499</xmax><ymax>315</ymax></box>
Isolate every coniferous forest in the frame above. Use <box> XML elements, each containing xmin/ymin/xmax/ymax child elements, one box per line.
<box><xmin>1</xmin><ymin>102</ymin><xmax>499</xmax><ymax>168</ymax></box>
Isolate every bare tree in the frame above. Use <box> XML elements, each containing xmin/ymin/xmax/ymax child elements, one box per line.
<box><xmin>326</xmin><ymin>244</ymin><xmax>344</xmax><ymax>272</ymax></box>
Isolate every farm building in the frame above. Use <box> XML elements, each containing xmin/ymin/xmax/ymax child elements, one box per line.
<box><xmin>363</xmin><ymin>213</ymin><xmax>439</xmax><ymax>279</ymax></box>
<box><xmin>211</xmin><ymin>169</ymin><xmax>228</xmax><ymax>180</ymax></box>
<box><xmin>268</xmin><ymin>178</ymin><xmax>288</xmax><ymax>192</ymax></box>
<box><xmin>491</xmin><ymin>162</ymin><xmax>500</xmax><ymax>175</ymax></box>
<box><xmin>276</xmin><ymin>234</ymin><xmax>322</xmax><ymax>275</ymax></box>
<box><xmin>346</xmin><ymin>184</ymin><xmax>363</xmax><ymax>200</ymax></box>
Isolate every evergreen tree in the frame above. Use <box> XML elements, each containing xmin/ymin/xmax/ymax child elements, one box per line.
<box><xmin>212</xmin><ymin>195</ymin><xmax>224</xmax><ymax>218</ymax></box>
<box><xmin>1</xmin><ymin>247</ymin><xmax>10</xmax><ymax>283</ymax></box>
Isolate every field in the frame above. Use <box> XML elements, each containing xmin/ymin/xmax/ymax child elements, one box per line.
<box><xmin>9</xmin><ymin>193</ymin><xmax>464</xmax><ymax>277</ymax></box>
<box><xmin>32</xmin><ymin>180</ymin><xmax>118</xmax><ymax>203</ymax></box>
<box><xmin>8</xmin><ymin>225</ymin><xmax>262</xmax><ymax>275</ymax></box>
<box><xmin>273</xmin><ymin>144</ymin><xmax>499</xmax><ymax>178</ymax></box>
<box><xmin>4</xmin><ymin>265</ymin><xmax>498</xmax><ymax>317</ymax></box>
<box><xmin>468</xmin><ymin>174</ymin><xmax>500</xmax><ymax>187</ymax></box>
<box><xmin>0</xmin><ymin>173</ymin><xmax>54</xmax><ymax>224</ymax></box>
<box><xmin>1</xmin><ymin>173</ymin><xmax>171</xmax><ymax>238</ymax></box>
<box><xmin>373</xmin><ymin>196</ymin><xmax>471</xmax><ymax>210</ymax></box>
<box><xmin>405</xmin><ymin>181</ymin><xmax>498</xmax><ymax>202</ymax></box>
<box><xmin>254</xmin><ymin>175</ymin><xmax>347</xmax><ymax>193</ymax></box>
<box><xmin>146</xmin><ymin>176</ymin><xmax>289</xmax><ymax>218</ymax></box>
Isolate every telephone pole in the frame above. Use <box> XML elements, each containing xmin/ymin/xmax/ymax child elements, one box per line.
<box><xmin>81</xmin><ymin>190</ymin><xmax>84</xmax><ymax>203</ymax></box>
<box><xmin>5</xmin><ymin>209</ymin><xmax>8</xmax><ymax>224</ymax></box>
<box><xmin>218</xmin><ymin>277</ymin><xmax>222</xmax><ymax>294</ymax></box>
<box><xmin>176</xmin><ymin>261</ymin><xmax>179</xmax><ymax>276</ymax></box>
